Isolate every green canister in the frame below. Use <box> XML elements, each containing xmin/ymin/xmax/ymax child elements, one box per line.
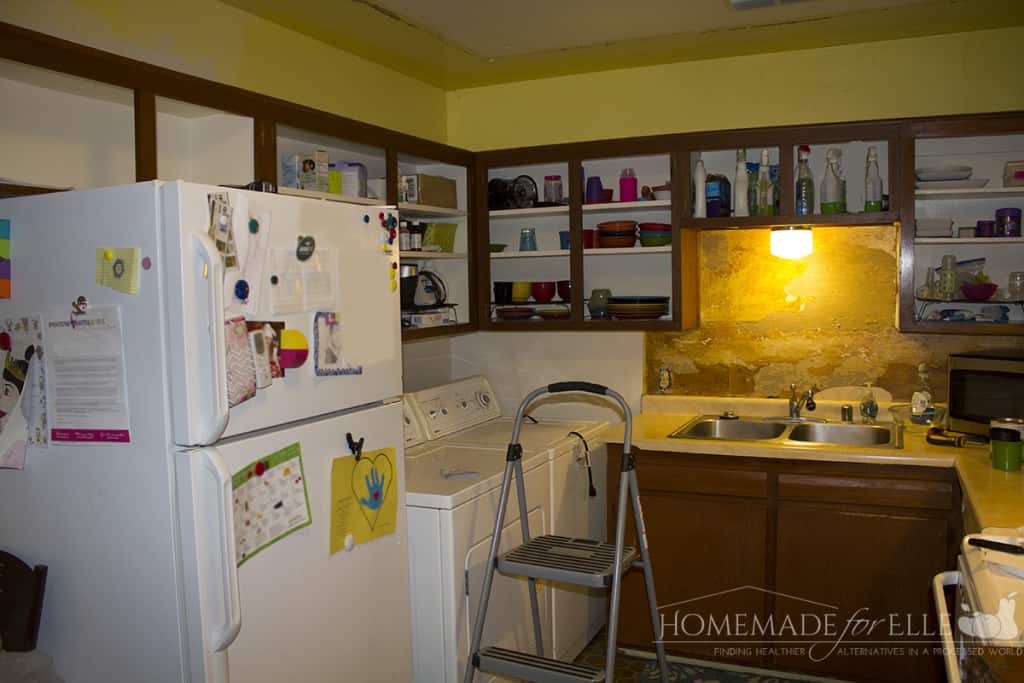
<box><xmin>991</xmin><ymin>427</ymin><xmax>1022</xmax><ymax>471</ymax></box>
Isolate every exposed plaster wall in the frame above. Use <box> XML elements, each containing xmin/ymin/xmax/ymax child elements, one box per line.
<box><xmin>646</xmin><ymin>226</ymin><xmax>1024</xmax><ymax>400</ymax></box>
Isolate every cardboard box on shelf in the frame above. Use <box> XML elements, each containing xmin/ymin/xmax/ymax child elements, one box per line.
<box><xmin>400</xmin><ymin>174</ymin><xmax>457</xmax><ymax>208</ymax></box>
<box><xmin>282</xmin><ymin>150</ymin><xmax>329</xmax><ymax>192</ymax></box>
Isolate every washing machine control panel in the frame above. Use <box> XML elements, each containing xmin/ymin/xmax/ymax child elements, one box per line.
<box><xmin>410</xmin><ymin>376</ymin><xmax>501</xmax><ymax>439</ymax></box>
<box><xmin>402</xmin><ymin>394</ymin><xmax>428</xmax><ymax>448</ymax></box>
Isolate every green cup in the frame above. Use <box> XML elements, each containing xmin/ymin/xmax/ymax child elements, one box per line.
<box><xmin>991</xmin><ymin>427</ymin><xmax>1022</xmax><ymax>471</ymax></box>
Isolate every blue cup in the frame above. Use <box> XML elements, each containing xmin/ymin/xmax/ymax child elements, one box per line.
<box><xmin>559</xmin><ymin>230</ymin><xmax>570</xmax><ymax>250</ymax></box>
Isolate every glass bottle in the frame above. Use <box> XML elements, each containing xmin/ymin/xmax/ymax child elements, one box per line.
<box><xmin>693</xmin><ymin>159</ymin><xmax>707</xmax><ymax>218</ymax></box>
<box><xmin>795</xmin><ymin>145</ymin><xmax>815</xmax><ymax>216</ymax></box>
<box><xmin>733</xmin><ymin>149</ymin><xmax>749</xmax><ymax>217</ymax></box>
<box><xmin>756</xmin><ymin>149</ymin><xmax>774</xmax><ymax>216</ymax></box>
<box><xmin>820</xmin><ymin>149</ymin><xmax>842</xmax><ymax>215</ymax></box>
<box><xmin>938</xmin><ymin>254</ymin><xmax>958</xmax><ymax>300</ymax></box>
<box><xmin>864</xmin><ymin>146</ymin><xmax>883</xmax><ymax>212</ymax></box>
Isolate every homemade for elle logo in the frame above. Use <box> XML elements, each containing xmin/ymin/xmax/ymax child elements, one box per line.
<box><xmin>656</xmin><ymin>585</ymin><xmax>1019</xmax><ymax>662</ymax></box>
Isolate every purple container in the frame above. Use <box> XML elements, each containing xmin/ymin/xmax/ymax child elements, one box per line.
<box><xmin>995</xmin><ymin>208</ymin><xmax>1022</xmax><ymax>237</ymax></box>
<box><xmin>976</xmin><ymin>219</ymin><xmax>996</xmax><ymax>237</ymax></box>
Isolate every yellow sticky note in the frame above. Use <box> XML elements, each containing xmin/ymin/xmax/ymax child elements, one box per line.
<box><xmin>95</xmin><ymin>247</ymin><xmax>141</xmax><ymax>295</ymax></box>
<box><xmin>330</xmin><ymin>448</ymin><xmax>397</xmax><ymax>555</ymax></box>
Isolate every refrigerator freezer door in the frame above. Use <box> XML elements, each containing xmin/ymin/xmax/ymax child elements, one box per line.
<box><xmin>161</xmin><ymin>182</ymin><xmax>402</xmax><ymax>446</ymax></box>
<box><xmin>175</xmin><ymin>402</ymin><xmax>412</xmax><ymax>683</ymax></box>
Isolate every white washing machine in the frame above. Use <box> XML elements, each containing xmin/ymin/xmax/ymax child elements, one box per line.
<box><xmin>403</xmin><ymin>377</ymin><xmax>609</xmax><ymax>682</ymax></box>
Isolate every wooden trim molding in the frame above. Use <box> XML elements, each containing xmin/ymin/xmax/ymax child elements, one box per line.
<box><xmin>133</xmin><ymin>90</ymin><xmax>157</xmax><ymax>181</ymax></box>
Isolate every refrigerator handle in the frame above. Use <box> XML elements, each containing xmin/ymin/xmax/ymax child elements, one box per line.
<box><xmin>192</xmin><ymin>232</ymin><xmax>230</xmax><ymax>445</ymax></box>
<box><xmin>200</xmin><ymin>447</ymin><xmax>242</xmax><ymax>652</ymax></box>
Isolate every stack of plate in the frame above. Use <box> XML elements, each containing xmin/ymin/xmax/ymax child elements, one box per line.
<box><xmin>915</xmin><ymin>165</ymin><xmax>990</xmax><ymax>190</ymax></box>
<box><xmin>606</xmin><ymin>296</ymin><xmax>669</xmax><ymax>320</ymax></box>
<box><xmin>637</xmin><ymin>222</ymin><xmax>672</xmax><ymax>247</ymax></box>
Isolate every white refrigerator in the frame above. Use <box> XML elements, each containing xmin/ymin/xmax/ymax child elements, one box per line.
<box><xmin>0</xmin><ymin>182</ymin><xmax>411</xmax><ymax>683</ymax></box>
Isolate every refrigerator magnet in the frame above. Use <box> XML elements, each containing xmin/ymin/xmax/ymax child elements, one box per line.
<box><xmin>278</xmin><ymin>329</ymin><xmax>309</xmax><ymax>369</ymax></box>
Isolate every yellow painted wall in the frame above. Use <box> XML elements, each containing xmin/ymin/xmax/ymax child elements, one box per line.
<box><xmin>446</xmin><ymin>27</ymin><xmax>1024</xmax><ymax>150</ymax></box>
<box><xmin>0</xmin><ymin>0</ymin><xmax>448</xmax><ymax>143</ymax></box>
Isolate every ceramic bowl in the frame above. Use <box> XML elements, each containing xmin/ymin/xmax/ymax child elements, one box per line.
<box><xmin>495</xmin><ymin>307</ymin><xmax>535</xmax><ymax>320</ymax></box>
<box><xmin>598</xmin><ymin>234</ymin><xmax>637</xmax><ymax>248</ymax></box>
<box><xmin>489</xmin><ymin>243</ymin><xmax>507</xmax><ymax>253</ymax></box>
<box><xmin>537</xmin><ymin>306</ymin><xmax>571</xmax><ymax>320</ymax></box>
<box><xmin>639</xmin><ymin>235</ymin><xmax>672</xmax><ymax>247</ymax></box>
<box><xmin>531</xmin><ymin>281</ymin><xmax>556</xmax><ymax>303</ymax></box>
<box><xmin>637</xmin><ymin>222</ymin><xmax>671</xmax><ymax>232</ymax></box>
<box><xmin>557</xmin><ymin>279</ymin><xmax>571</xmax><ymax>301</ymax></box>
<box><xmin>597</xmin><ymin>220</ymin><xmax>637</xmax><ymax>232</ymax></box>
<box><xmin>961</xmin><ymin>282</ymin><xmax>998</xmax><ymax>301</ymax></box>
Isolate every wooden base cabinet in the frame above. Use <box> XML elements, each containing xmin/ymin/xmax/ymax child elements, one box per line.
<box><xmin>607</xmin><ymin>448</ymin><xmax>960</xmax><ymax>683</ymax></box>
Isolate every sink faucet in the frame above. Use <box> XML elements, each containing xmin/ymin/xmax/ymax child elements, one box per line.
<box><xmin>789</xmin><ymin>384</ymin><xmax>817</xmax><ymax>419</ymax></box>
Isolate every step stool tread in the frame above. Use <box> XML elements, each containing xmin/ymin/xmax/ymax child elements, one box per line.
<box><xmin>477</xmin><ymin>646</ymin><xmax>604</xmax><ymax>683</ymax></box>
<box><xmin>498</xmin><ymin>535</ymin><xmax>638</xmax><ymax>587</ymax></box>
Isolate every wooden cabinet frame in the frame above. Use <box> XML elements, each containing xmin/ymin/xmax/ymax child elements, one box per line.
<box><xmin>2</xmin><ymin>20</ymin><xmax>1022</xmax><ymax>335</ymax></box>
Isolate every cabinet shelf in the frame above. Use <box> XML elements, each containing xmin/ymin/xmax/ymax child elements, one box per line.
<box><xmin>489</xmin><ymin>205</ymin><xmax>569</xmax><ymax>218</ymax></box>
<box><xmin>398</xmin><ymin>202</ymin><xmax>465</xmax><ymax>218</ymax></box>
<box><xmin>685</xmin><ymin>212</ymin><xmax>897</xmax><ymax>229</ymax></box>
<box><xmin>492</xmin><ymin>246</ymin><xmax>673</xmax><ymax>258</ymax></box>
<box><xmin>278</xmin><ymin>186</ymin><xmax>382</xmax><ymax>206</ymax></box>
<box><xmin>582</xmin><ymin>199</ymin><xmax>671</xmax><ymax>213</ymax></box>
<box><xmin>398</xmin><ymin>251</ymin><xmax>466</xmax><ymax>260</ymax></box>
<box><xmin>915</xmin><ymin>187</ymin><xmax>1024</xmax><ymax>200</ymax></box>
<box><xmin>401</xmin><ymin>322</ymin><xmax>474</xmax><ymax>341</ymax></box>
<box><xmin>491</xmin><ymin>249</ymin><xmax>568</xmax><ymax>258</ymax></box>
<box><xmin>914</xmin><ymin>237</ymin><xmax>1024</xmax><ymax>245</ymax></box>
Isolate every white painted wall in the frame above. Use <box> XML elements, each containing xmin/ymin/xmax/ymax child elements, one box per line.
<box><xmin>156</xmin><ymin>108</ymin><xmax>254</xmax><ymax>186</ymax></box>
<box><xmin>0</xmin><ymin>73</ymin><xmax>135</xmax><ymax>189</ymax></box>
<box><xmin>401</xmin><ymin>331</ymin><xmax>645</xmax><ymax>424</ymax></box>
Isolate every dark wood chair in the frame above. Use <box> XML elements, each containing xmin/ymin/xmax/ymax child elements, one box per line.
<box><xmin>0</xmin><ymin>551</ymin><xmax>47</xmax><ymax>651</ymax></box>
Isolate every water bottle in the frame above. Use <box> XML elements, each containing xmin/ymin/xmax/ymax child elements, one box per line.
<box><xmin>795</xmin><ymin>145</ymin><xmax>814</xmax><ymax>216</ymax></box>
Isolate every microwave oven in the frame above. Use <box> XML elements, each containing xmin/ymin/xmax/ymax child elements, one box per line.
<box><xmin>948</xmin><ymin>351</ymin><xmax>1024</xmax><ymax>435</ymax></box>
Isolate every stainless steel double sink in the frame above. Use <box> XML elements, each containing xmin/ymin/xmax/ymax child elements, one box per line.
<box><xmin>669</xmin><ymin>415</ymin><xmax>903</xmax><ymax>449</ymax></box>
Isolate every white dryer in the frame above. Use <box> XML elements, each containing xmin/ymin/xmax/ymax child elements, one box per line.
<box><xmin>404</xmin><ymin>377</ymin><xmax>609</xmax><ymax>675</ymax></box>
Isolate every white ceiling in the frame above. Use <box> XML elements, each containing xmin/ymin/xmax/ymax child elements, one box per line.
<box><xmin>221</xmin><ymin>0</ymin><xmax>1024</xmax><ymax>88</ymax></box>
<box><xmin>375</xmin><ymin>0</ymin><xmax>924</xmax><ymax>59</ymax></box>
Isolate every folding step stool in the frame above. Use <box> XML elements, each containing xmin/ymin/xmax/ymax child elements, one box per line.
<box><xmin>463</xmin><ymin>381</ymin><xmax>669</xmax><ymax>683</ymax></box>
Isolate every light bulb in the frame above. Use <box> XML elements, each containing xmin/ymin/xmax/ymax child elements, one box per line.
<box><xmin>770</xmin><ymin>226</ymin><xmax>813</xmax><ymax>259</ymax></box>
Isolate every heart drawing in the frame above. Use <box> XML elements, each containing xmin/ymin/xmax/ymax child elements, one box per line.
<box><xmin>352</xmin><ymin>452</ymin><xmax>394</xmax><ymax>531</ymax></box>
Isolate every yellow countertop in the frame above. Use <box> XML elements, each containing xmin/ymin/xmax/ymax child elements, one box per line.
<box><xmin>603</xmin><ymin>408</ymin><xmax>1024</xmax><ymax>531</ymax></box>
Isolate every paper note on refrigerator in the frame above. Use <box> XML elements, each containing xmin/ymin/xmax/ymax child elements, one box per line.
<box><xmin>232</xmin><ymin>442</ymin><xmax>312</xmax><ymax>566</ymax></box>
<box><xmin>268</xmin><ymin>248</ymin><xmax>336</xmax><ymax>314</ymax></box>
<box><xmin>330</xmin><ymin>448</ymin><xmax>397</xmax><ymax>555</ymax></box>
<box><xmin>41</xmin><ymin>306</ymin><xmax>130</xmax><ymax>444</ymax></box>
<box><xmin>0</xmin><ymin>219</ymin><xmax>10</xmax><ymax>299</ymax></box>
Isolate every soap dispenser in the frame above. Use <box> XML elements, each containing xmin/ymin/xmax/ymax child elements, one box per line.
<box><xmin>859</xmin><ymin>383</ymin><xmax>878</xmax><ymax>425</ymax></box>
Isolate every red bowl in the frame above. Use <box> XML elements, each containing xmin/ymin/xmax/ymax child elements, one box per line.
<box><xmin>637</xmin><ymin>222</ymin><xmax>671</xmax><ymax>232</ymax></box>
<box><xmin>596</xmin><ymin>220</ymin><xmax>637</xmax><ymax>232</ymax></box>
<box><xmin>961</xmin><ymin>282</ymin><xmax>998</xmax><ymax>301</ymax></box>
<box><xmin>557</xmin><ymin>280</ymin><xmax>571</xmax><ymax>301</ymax></box>
<box><xmin>531</xmin><ymin>281</ymin><xmax>556</xmax><ymax>303</ymax></box>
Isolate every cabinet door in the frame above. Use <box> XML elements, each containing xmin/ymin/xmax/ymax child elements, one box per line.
<box><xmin>774</xmin><ymin>502</ymin><xmax>947</xmax><ymax>682</ymax></box>
<box><xmin>610</xmin><ymin>469</ymin><xmax>770</xmax><ymax>664</ymax></box>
